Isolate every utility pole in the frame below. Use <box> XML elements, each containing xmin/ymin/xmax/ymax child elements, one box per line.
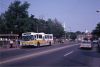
<box><xmin>68</xmin><ymin>27</ymin><xmax>71</xmax><ymax>40</ymax></box>
<box><xmin>63</xmin><ymin>23</ymin><xmax>66</xmax><ymax>40</ymax></box>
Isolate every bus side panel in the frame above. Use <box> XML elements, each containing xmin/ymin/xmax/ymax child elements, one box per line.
<box><xmin>37</xmin><ymin>40</ymin><xmax>48</xmax><ymax>46</ymax></box>
<box><xmin>20</xmin><ymin>40</ymin><xmax>37</xmax><ymax>46</ymax></box>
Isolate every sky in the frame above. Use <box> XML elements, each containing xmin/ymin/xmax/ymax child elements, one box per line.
<box><xmin>0</xmin><ymin>0</ymin><xmax>100</xmax><ymax>32</ymax></box>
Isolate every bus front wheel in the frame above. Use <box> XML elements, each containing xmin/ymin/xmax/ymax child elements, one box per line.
<box><xmin>37</xmin><ymin>42</ymin><xmax>40</xmax><ymax>47</ymax></box>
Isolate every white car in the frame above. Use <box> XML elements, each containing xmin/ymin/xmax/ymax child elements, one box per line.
<box><xmin>80</xmin><ymin>41</ymin><xmax>92</xmax><ymax>49</ymax></box>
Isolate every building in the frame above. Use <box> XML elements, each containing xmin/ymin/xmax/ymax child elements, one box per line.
<box><xmin>0</xmin><ymin>34</ymin><xmax>19</xmax><ymax>48</ymax></box>
<box><xmin>77</xmin><ymin>30</ymin><xmax>92</xmax><ymax>42</ymax></box>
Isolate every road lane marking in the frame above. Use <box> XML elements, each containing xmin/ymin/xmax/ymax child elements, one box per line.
<box><xmin>64</xmin><ymin>51</ymin><xmax>74</xmax><ymax>57</ymax></box>
<box><xmin>0</xmin><ymin>44</ymin><xmax>78</xmax><ymax>64</ymax></box>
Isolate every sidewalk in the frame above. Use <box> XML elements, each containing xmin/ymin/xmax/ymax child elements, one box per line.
<box><xmin>0</xmin><ymin>47</ymin><xmax>19</xmax><ymax>52</ymax></box>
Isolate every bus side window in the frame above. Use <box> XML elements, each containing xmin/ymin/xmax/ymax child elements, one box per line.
<box><xmin>50</xmin><ymin>36</ymin><xmax>52</xmax><ymax>39</ymax></box>
<box><xmin>47</xmin><ymin>35</ymin><xmax>49</xmax><ymax>39</ymax></box>
<box><xmin>38</xmin><ymin>35</ymin><xmax>42</xmax><ymax>39</ymax></box>
<box><xmin>34</xmin><ymin>35</ymin><xmax>36</xmax><ymax>40</ymax></box>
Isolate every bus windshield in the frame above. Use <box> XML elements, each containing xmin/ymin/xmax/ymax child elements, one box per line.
<box><xmin>22</xmin><ymin>35</ymin><xmax>34</xmax><ymax>41</ymax></box>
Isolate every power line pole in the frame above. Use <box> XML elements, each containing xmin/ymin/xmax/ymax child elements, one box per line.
<box><xmin>63</xmin><ymin>23</ymin><xmax>66</xmax><ymax>40</ymax></box>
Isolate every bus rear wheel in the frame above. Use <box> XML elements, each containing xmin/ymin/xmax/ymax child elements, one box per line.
<box><xmin>49</xmin><ymin>42</ymin><xmax>51</xmax><ymax>46</ymax></box>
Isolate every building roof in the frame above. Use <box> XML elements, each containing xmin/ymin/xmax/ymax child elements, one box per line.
<box><xmin>0</xmin><ymin>34</ymin><xmax>19</xmax><ymax>37</ymax></box>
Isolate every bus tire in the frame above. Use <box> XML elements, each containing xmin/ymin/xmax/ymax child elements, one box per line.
<box><xmin>37</xmin><ymin>42</ymin><xmax>40</xmax><ymax>47</ymax></box>
<box><xmin>49</xmin><ymin>42</ymin><xmax>51</xmax><ymax>46</ymax></box>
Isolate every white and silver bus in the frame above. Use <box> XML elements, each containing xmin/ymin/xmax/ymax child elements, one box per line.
<box><xmin>20</xmin><ymin>32</ymin><xmax>53</xmax><ymax>47</ymax></box>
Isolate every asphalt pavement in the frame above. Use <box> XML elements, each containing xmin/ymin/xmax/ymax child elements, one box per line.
<box><xmin>0</xmin><ymin>43</ymin><xmax>100</xmax><ymax>67</ymax></box>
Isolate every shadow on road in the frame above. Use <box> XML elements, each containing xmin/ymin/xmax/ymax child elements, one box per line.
<box><xmin>79</xmin><ymin>48</ymin><xmax>92</xmax><ymax>50</ymax></box>
<box><xmin>97</xmin><ymin>46</ymin><xmax>100</xmax><ymax>53</ymax></box>
<box><xmin>21</xmin><ymin>45</ymin><xmax>51</xmax><ymax>49</ymax></box>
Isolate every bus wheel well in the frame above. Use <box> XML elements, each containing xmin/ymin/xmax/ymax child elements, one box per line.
<box><xmin>49</xmin><ymin>41</ymin><xmax>51</xmax><ymax>46</ymax></box>
<box><xmin>37</xmin><ymin>41</ymin><xmax>40</xmax><ymax>47</ymax></box>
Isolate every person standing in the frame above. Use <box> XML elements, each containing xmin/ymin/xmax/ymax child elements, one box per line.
<box><xmin>10</xmin><ymin>40</ymin><xmax>13</xmax><ymax>48</ymax></box>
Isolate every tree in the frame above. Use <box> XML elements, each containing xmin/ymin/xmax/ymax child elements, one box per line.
<box><xmin>84</xmin><ymin>38</ymin><xmax>88</xmax><ymax>41</ymax></box>
<box><xmin>46</xmin><ymin>19</ymin><xmax>54</xmax><ymax>34</ymax></box>
<box><xmin>67</xmin><ymin>32</ymin><xmax>77</xmax><ymax>40</ymax></box>
<box><xmin>0</xmin><ymin>14</ymin><xmax>8</xmax><ymax>33</ymax></box>
<box><xmin>46</xmin><ymin>19</ymin><xmax>65</xmax><ymax>38</ymax></box>
<box><xmin>75</xmin><ymin>31</ymin><xmax>81</xmax><ymax>35</ymax></box>
<box><xmin>92</xmin><ymin>22</ymin><xmax>100</xmax><ymax>38</ymax></box>
<box><xmin>53</xmin><ymin>19</ymin><xmax>65</xmax><ymax>38</ymax></box>
<box><xmin>0</xmin><ymin>0</ymin><xmax>65</xmax><ymax>38</ymax></box>
<box><xmin>3</xmin><ymin>0</ymin><xmax>30</xmax><ymax>35</ymax></box>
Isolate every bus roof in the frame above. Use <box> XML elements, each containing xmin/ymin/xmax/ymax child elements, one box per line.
<box><xmin>45</xmin><ymin>34</ymin><xmax>53</xmax><ymax>36</ymax></box>
<box><xmin>22</xmin><ymin>32</ymin><xmax>45</xmax><ymax>36</ymax></box>
<box><xmin>22</xmin><ymin>32</ymin><xmax>53</xmax><ymax>36</ymax></box>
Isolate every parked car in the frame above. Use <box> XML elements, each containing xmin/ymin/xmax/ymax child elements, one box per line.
<box><xmin>80</xmin><ymin>41</ymin><xmax>92</xmax><ymax>49</ymax></box>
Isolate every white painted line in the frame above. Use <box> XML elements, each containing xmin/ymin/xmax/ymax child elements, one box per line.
<box><xmin>64</xmin><ymin>51</ymin><xmax>73</xmax><ymax>57</ymax></box>
<box><xmin>0</xmin><ymin>44</ymin><xmax>77</xmax><ymax>64</ymax></box>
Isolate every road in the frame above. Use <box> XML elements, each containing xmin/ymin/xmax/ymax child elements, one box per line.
<box><xmin>0</xmin><ymin>43</ymin><xmax>100</xmax><ymax>67</ymax></box>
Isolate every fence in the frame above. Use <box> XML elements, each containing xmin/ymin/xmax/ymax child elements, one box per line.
<box><xmin>0</xmin><ymin>40</ymin><xmax>18</xmax><ymax>48</ymax></box>
<box><xmin>0</xmin><ymin>34</ymin><xmax>19</xmax><ymax>48</ymax></box>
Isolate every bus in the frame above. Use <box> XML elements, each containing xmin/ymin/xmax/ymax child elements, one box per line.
<box><xmin>20</xmin><ymin>32</ymin><xmax>53</xmax><ymax>47</ymax></box>
<box><xmin>44</xmin><ymin>34</ymin><xmax>53</xmax><ymax>45</ymax></box>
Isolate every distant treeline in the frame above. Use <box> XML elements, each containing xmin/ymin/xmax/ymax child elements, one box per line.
<box><xmin>0</xmin><ymin>0</ymin><xmax>65</xmax><ymax>38</ymax></box>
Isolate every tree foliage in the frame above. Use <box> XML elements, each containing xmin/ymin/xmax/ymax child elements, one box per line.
<box><xmin>0</xmin><ymin>0</ymin><xmax>30</xmax><ymax>35</ymax></box>
<box><xmin>92</xmin><ymin>22</ymin><xmax>100</xmax><ymax>38</ymax></box>
<box><xmin>66</xmin><ymin>32</ymin><xmax>77</xmax><ymax>40</ymax></box>
<box><xmin>0</xmin><ymin>0</ymin><xmax>65</xmax><ymax>38</ymax></box>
